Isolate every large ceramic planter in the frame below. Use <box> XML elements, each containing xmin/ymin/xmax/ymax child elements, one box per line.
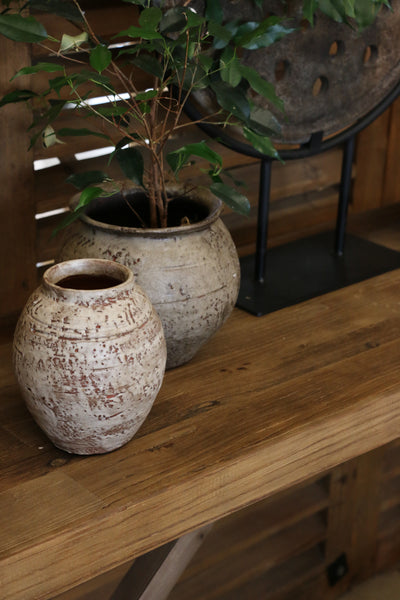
<box><xmin>13</xmin><ymin>259</ymin><xmax>166</xmax><ymax>454</ymax></box>
<box><xmin>58</xmin><ymin>187</ymin><xmax>240</xmax><ymax>369</ymax></box>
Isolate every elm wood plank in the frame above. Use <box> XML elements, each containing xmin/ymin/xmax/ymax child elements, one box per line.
<box><xmin>0</xmin><ymin>37</ymin><xmax>36</xmax><ymax>318</ymax></box>
<box><xmin>110</xmin><ymin>525</ymin><xmax>212</xmax><ymax>600</ymax></box>
<box><xmin>2</xmin><ymin>271</ymin><xmax>400</xmax><ymax>599</ymax></box>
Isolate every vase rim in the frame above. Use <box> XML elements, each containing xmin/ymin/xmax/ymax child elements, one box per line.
<box><xmin>70</xmin><ymin>186</ymin><xmax>222</xmax><ymax>238</ymax></box>
<box><xmin>43</xmin><ymin>258</ymin><xmax>133</xmax><ymax>296</ymax></box>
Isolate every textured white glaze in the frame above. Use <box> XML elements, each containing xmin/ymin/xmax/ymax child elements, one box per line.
<box><xmin>58</xmin><ymin>189</ymin><xmax>240</xmax><ymax>369</ymax></box>
<box><xmin>13</xmin><ymin>259</ymin><xmax>166</xmax><ymax>454</ymax></box>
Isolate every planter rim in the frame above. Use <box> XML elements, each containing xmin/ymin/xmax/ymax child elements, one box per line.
<box><xmin>43</xmin><ymin>258</ymin><xmax>133</xmax><ymax>297</ymax></box>
<box><xmin>70</xmin><ymin>186</ymin><xmax>223</xmax><ymax>238</ymax></box>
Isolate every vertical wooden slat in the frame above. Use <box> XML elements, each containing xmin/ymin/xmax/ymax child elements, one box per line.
<box><xmin>0</xmin><ymin>37</ymin><xmax>36</xmax><ymax>318</ymax></box>
<box><xmin>324</xmin><ymin>447</ymin><xmax>386</xmax><ymax>596</ymax></box>
<box><xmin>351</xmin><ymin>109</ymin><xmax>391</xmax><ymax>213</ymax></box>
<box><xmin>382</xmin><ymin>96</ymin><xmax>400</xmax><ymax>206</ymax></box>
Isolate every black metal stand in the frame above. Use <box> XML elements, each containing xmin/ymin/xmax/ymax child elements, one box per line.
<box><xmin>184</xmin><ymin>81</ymin><xmax>400</xmax><ymax>316</ymax></box>
<box><xmin>237</xmin><ymin>132</ymin><xmax>400</xmax><ymax>316</ymax></box>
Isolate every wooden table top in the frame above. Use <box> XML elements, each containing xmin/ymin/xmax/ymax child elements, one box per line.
<box><xmin>2</xmin><ymin>270</ymin><xmax>400</xmax><ymax>600</ymax></box>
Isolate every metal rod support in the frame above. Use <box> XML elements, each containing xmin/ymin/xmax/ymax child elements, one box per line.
<box><xmin>255</xmin><ymin>158</ymin><xmax>272</xmax><ymax>283</ymax></box>
<box><xmin>335</xmin><ymin>134</ymin><xmax>356</xmax><ymax>256</ymax></box>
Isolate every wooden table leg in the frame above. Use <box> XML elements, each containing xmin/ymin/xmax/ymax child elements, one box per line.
<box><xmin>110</xmin><ymin>524</ymin><xmax>212</xmax><ymax>600</ymax></box>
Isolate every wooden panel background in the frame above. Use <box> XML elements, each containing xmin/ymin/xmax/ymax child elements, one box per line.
<box><xmin>1</xmin><ymin>0</ymin><xmax>400</xmax><ymax>319</ymax></box>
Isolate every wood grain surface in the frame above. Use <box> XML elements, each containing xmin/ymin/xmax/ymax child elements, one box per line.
<box><xmin>1</xmin><ymin>270</ymin><xmax>400</xmax><ymax>599</ymax></box>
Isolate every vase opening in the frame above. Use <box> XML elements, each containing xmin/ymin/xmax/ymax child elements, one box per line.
<box><xmin>85</xmin><ymin>191</ymin><xmax>211</xmax><ymax>229</ymax></box>
<box><xmin>45</xmin><ymin>259</ymin><xmax>132</xmax><ymax>293</ymax></box>
<box><xmin>56</xmin><ymin>273</ymin><xmax>124</xmax><ymax>290</ymax></box>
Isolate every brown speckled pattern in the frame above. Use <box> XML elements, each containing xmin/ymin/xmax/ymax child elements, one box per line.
<box><xmin>13</xmin><ymin>259</ymin><xmax>166</xmax><ymax>455</ymax></box>
<box><xmin>59</xmin><ymin>191</ymin><xmax>240</xmax><ymax>369</ymax></box>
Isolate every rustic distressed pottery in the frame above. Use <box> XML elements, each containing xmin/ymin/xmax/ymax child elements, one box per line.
<box><xmin>59</xmin><ymin>187</ymin><xmax>240</xmax><ymax>369</ymax></box>
<box><xmin>13</xmin><ymin>259</ymin><xmax>166</xmax><ymax>454</ymax></box>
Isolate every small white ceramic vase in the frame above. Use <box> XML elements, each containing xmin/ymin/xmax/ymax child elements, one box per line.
<box><xmin>13</xmin><ymin>258</ymin><xmax>166</xmax><ymax>454</ymax></box>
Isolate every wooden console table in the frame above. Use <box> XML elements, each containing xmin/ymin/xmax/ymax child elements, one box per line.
<box><xmin>2</xmin><ymin>269</ymin><xmax>400</xmax><ymax>600</ymax></box>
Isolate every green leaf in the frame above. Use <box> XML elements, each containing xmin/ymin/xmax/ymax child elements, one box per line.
<box><xmin>184</xmin><ymin>9</ymin><xmax>205</xmax><ymax>30</ymax></box>
<box><xmin>211</xmin><ymin>81</ymin><xmax>251</xmax><ymax>121</ymax></box>
<box><xmin>353</xmin><ymin>0</ymin><xmax>381</xmax><ymax>28</ymax></box>
<box><xmin>57</xmin><ymin>127</ymin><xmax>111</xmax><ymax>141</ymax></box>
<box><xmin>205</xmin><ymin>0</ymin><xmax>223</xmax><ymax>24</ymax></box>
<box><xmin>74</xmin><ymin>186</ymin><xmax>104</xmax><ymax>211</ymax></box>
<box><xmin>41</xmin><ymin>98</ymin><xmax>67</xmax><ymax>123</ymax></box>
<box><xmin>90</xmin><ymin>45</ymin><xmax>112</xmax><ymax>73</ymax></box>
<box><xmin>69</xmin><ymin>70</ymin><xmax>115</xmax><ymax>94</ymax></box>
<box><xmin>96</xmin><ymin>105</ymin><xmax>129</xmax><ymax>118</ymax></box>
<box><xmin>207</xmin><ymin>21</ymin><xmax>232</xmax><ymax>49</ymax></box>
<box><xmin>160</xmin><ymin>7</ymin><xmax>187</xmax><ymax>33</ymax></box>
<box><xmin>66</xmin><ymin>171</ymin><xmax>110</xmax><ymax>190</ymax></box>
<box><xmin>47</xmin><ymin>75</ymin><xmax>68</xmax><ymax>95</ymax></box>
<box><xmin>131</xmin><ymin>54</ymin><xmax>163</xmax><ymax>79</ymax></box>
<box><xmin>60</xmin><ymin>31</ymin><xmax>88</xmax><ymax>52</ymax></box>
<box><xmin>11</xmin><ymin>62</ymin><xmax>64</xmax><ymax>80</ymax></box>
<box><xmin>0</xmin><ymin>89</ymin><xmax>38</xmax><ymax>107</ymax></box>
<box><xmin>115</xmin><ymin>146</ymin><xmax>144</xmax><ymax>186</ymax></box>
<box><xmin>302</xmin><ymin>0</ymin><xmax>318</xmax><ymax>24</ymax></box>
<box><xmin>239</xmin><ymin>64</ymin><xmax>284</xmax><ymax>112</ymax></box>
<box><xmin>242</xmin><ymin>127</ymin><xmax>280</xmax><ymax>159</ymax></box>
<box><xmin>198</xmin><ymin>54</ymin><xmax>213</xmax><ymax>73</ymax></box>
<box><xmin>139</xmin><ymin>6</ymin><xmax>162</xmax><ymax>30</ymax></box>
<box><xmin>210</xmin><ymin>182</ymin><xmax>250</xmax><ymax>216</ymax></box>
<box><xmin>248</xmin><ymin>107</ymin><xmax>282</xmax><ymax>137</ymax></box>
<box><xmin>220</xmin><ymin>46</ymin><xmax>242</xmax><ymax>87</ymax></box>
<box><xmin>115</xmin><ymin>24</ymin><xmax>162</xmax><ymax>40</ymax></box>
<box><xmin>135</xmin><ymin>89</ymin><xmax>158</xmax><ymax>101</ymax></box>
<box><xmin>52</xmin><ymin>207</ymin><xmax>86</xmax><ymax>236</ymax></box>
<box><xmin>28</xmin><ymin>0</ymin><xmax>84</xmax><ymax>22</ymax></box>
<box><xmin>0</xmin><ymin>13</ymin><xmax>47</xmax><ymax>42</ymax></box>
<box><xmin>234</xmin><ymin>17</ymin><xmax>293</xmax><ymax>49</ymax></box>
<box><xmin>167</xmin><ymin>141</ymin><xmax>222</xmax><ymax>177</ymax></box>
<box><xmin>317</xmin><ymin>0</ymin><xmax>346</xmax><ymax>22</ymax></box>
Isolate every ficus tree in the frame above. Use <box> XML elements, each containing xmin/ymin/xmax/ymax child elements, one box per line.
<box><xmin>0</xmin><ymin>0</ymin><xmax>391</xmax><ymax>228</ymax></box>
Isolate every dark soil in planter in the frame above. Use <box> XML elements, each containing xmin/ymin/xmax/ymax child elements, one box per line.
<box><xmin>85</xmin><ymin>192</ymin><xmax>209</xmax><ymax>229</ymax></box>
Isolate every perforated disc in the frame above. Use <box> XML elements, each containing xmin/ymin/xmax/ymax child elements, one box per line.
<box><xmin>189</xmin><ymin>0</ymin><xmax>400</xmax><ymax>145</ymax></box>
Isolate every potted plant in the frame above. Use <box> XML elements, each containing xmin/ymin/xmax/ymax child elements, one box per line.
<box><xmin>0</xmin><ymin>0</ymin><xmax>389</xmax><ymax>367</ymax></box>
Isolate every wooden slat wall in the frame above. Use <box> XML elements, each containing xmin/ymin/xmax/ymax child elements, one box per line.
<box><xmin>0</xmin><ymin>37</ymin><xmax>36</xmax><ymax>320</ymax></box>
<box><xmin>1</xmin><ymin>1</ymin><xmax>400</xmax><ymax>319</ymax></box>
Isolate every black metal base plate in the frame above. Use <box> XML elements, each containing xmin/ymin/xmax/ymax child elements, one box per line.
<box><xmin>237</xmin><ymin>232</ymin><xmax>400</xmax><ymax>316</ymax></box>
